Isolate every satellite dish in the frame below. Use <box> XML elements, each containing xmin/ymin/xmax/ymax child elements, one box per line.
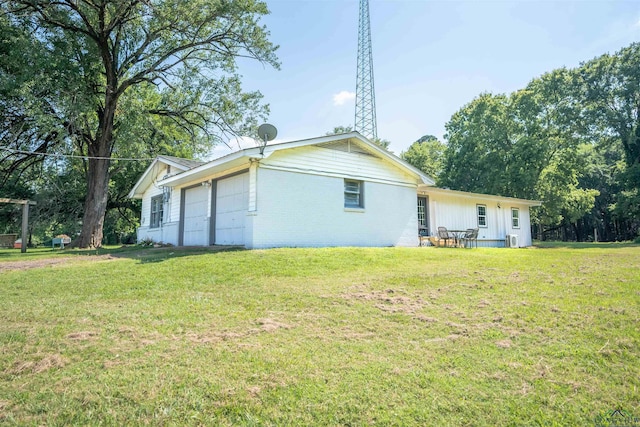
<box><xmin>258</xmin><ymin>123</ymin><xmax>277</xmax><ymax>142</ymax></box>
<box><xmin>257</xmin><ymin>123</ymin><xmax>277</xmax><ymax>155</ymax></box>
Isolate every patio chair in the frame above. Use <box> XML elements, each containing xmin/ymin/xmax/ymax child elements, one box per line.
<box><xmin>437</xmin><ymin>226</ymin><xmax>454</xmax><ymax>247</ymax></box>
<box><xmin>461</xmin><ymin>228</ymin><xmax>479</xmax><ymax>248</ymax></box>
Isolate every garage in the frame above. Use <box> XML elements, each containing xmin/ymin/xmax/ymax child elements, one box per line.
<box><xmin>182</xmin><ymin>184</ymin><xmax>210</xmax><ymax>246</ymax></box>
<box><xmin>215</xmin><ymin>173</ymin><xmax>249</xmax><ymax>245</ymax></box>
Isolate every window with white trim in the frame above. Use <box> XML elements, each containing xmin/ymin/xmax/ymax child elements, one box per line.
<box><xmin>150</xmin><ymin>195</ymin><xmax>163</xmax><ymax>228</ymax></box>
<box><xmin>511</xmin><ymin>208</ymin><xmax>520</xmax><ymax>228</ymax></box>
<box><xmin>477</xmin><ymin>204</ymin><xmax>487</xmax><ymax>228</ymax></box>
<box><xmin>344</xmin><ymin>179</ymin><xmax>364</xmax><ymax>208</ymax></box>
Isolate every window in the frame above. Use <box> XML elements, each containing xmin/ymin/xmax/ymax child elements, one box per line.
<box><xmin>417</xmin><ymin>196</ymin><xmax>428</xmax><ymax>232</ymax></box>
<box><xmin>511</xmin><ymin>208</ymin><xmax>520</xmax><ymax>228</ymax></box>
<box><xmin>344</xmin><ymin>179</ymin><xmax>364</xmax><ymax>208</ymax></box>
<box><xmin>477</xmin><ymin>204</ymin><xmax>487</xmax><ymax>228</ymax></box>
<box><xmin>150</xmin><ymin>195</ymin><xmax>163</xmax><ymax>228</ymax></box>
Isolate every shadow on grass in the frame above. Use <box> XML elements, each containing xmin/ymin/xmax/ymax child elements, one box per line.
<box><xmin>534</xmin><ymin>241</ymin><xmax>639</xmax><ymax>249</ymax></box>
<box><xmin>0</xmin><ymin>245</ymin><xmax>245</xmax><ymax>264</ymax></box>
<box><xmin>84</xmin><ymin>245</ymin><xmax>246</xmax><ymax>264</ymax></box>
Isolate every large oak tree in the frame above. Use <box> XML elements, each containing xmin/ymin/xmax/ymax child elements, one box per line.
<box><xmin>1</xmin><ymin>0</ymin><xmax>279</xmax><ymax>247</ymax></box>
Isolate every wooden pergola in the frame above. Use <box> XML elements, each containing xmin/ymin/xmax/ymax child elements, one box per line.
<box><xmin>0</xmin><ymin>198</ymin><xmax>37</xmax><ymax>253</ymax></box>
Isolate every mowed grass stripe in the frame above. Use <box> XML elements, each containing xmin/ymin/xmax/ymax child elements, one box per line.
<box><xmin>0</xmin><ymin>245</ymin><xmax>638</xmax><ymax>425</ymax></box>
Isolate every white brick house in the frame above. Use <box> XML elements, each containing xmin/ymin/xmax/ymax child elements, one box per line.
<box><xmin>129</xmin><ymin>132</ymin><xmax>540</xmax><ymax>248</ymax></box>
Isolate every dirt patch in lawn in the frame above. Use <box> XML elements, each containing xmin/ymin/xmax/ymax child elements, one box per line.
<box><xmin>5</xmin><ymin>354</ymin><xmax>67</xmax><ymax>375</ymax></box>
<box><xmin>185</xmin><ymin>318</ymin><xmax>293</xmax><ymax>345</ymax></box>
<box><xmin>66</xmin><ymin>331</ymin><xmax>99</xmax><ymax>341</ymax></box>
<box><xmin>0</xmin><ymin>255</ymin><xmax>117</xmax><ymax>272</ymax></box>
<box><xmin>342</xmin><ymin>286</ymin><xmax>430</xmax><ymax>315</ymax></box>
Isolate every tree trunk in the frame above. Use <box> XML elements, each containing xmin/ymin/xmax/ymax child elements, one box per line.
<box><xmin>75</xmin><ymin>90</ymin><xmax>117</xmax><ymax>248</ymax></box>
<box><xmin>76</xmin><ymin>156</ymin><xmax>111</xmax><ymax>248</ymax></box>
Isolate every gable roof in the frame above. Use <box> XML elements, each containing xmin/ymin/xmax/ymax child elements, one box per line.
<box><xmin>157</xmin><ymin>155</ymin><xmax>205</xmax><ymax>170</ymax></box>
<box><xmin>128</xmin><ymin>155</ymin><xmax>204</xmax><ymax>199</ymax></box>
<box><xmin>155</xmin><ymin>132</ymin><xmax>435</xmax><ymax>189</ymax></box>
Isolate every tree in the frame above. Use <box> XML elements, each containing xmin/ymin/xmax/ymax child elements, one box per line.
<box><xmin>2</xmin><ymin>0</ymin><xmax>279</xmax><ymax>247</ymax></box>
<box><xmin>326</xmin><ymin>125</ymin><xmax>391</xmax><ymax>150</ymax></box>
<box><xmin>400</xmin><ymin>135</ymin><xmax>446</xmax><ymax>180</ymax></box>
<box><xmin>576</xmin><ymin>143</ymin><xmax>625</xmax><ymax>241</ymax></box>
<box><xmin>431</xmin><ymin>43</ymin><xmax>640</xmax><ymax>241</ymax></box>
<box><xmin>0</xmin><ymin>14</ymin><xmax>72</xmax><ymax>186</ymax></box>
<box><xmin>440</xmin><ymin>80</ymin><xmax>599</xmax><ymax>240</ymax></box>
<box><xmin>440</xmin><ymin>93</ymin><xmax>517</xmax><ymax>195</ymax></box>
<box><xmin>577</xmin><ymin>43</ymin><xmax>640</xmax><ymax>238</ymax></box>
<box><xmin>370</xmin><ymin>137</ymin><xmax>391</xmax><ymax>150</ymax></box>
<box><xmin>326</xmin><ymin>125</ymin><xmax>353</xmax><ymax>135</ymax></box>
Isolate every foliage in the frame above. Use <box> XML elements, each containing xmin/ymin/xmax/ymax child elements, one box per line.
<box><xmin>400</xmin><ymin>135</ymin><xmax>446</xmax><ymax>179</ymax></box>
<box><xmin>326</xmin><ymin>125</ymin><xmax>391</xmax><ymax>149</ymax></box>
<box><xmin>440</xmin><ymin>44</ymin><xmax>640</xmax><ymax>241</ymax></box>
<box><xmin>0</xmin><ymin>0</ymin><xmax>279</xmax><ymax>248</ymax></box>
<box><xmin>370</xmin><ymin>137</ymin><xmax>391</xmax><ymax>150</ymax></box>
<box><xmin>326</xmin><ymin>125</ymin><xmax>353</xmax><ymax>135</ymax></box>
<box><xmin>0</xmin><ymin>246</ymin><xmax>638</xmax><ymax>424</ymax></box>
<box><xmin>576</xmin><ymin>44</ymin><xmax>640</xmax><ymax>234</ymax></box>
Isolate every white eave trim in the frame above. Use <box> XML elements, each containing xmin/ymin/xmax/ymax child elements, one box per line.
<box><xmin>128</xmin><ymin>157</ymin><xmax>191</xmax><ymax>198</ymax></box>
<box><xmin>158</xmin><ymin>150</ymin><xmax>253</xmax><ymax>187</ymax></box>
<box><xmin>419</xmin><ymin>186</ymin><xmax>542</xmax><ymax>207</ymax></box>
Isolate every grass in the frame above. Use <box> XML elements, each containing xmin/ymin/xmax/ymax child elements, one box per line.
<box><xmin>0</xmin><ymin>244</ymin><xmax>638</xmax><ymax>425</ymax></box>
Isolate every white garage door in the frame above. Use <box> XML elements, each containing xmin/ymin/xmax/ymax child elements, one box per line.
<box><xmin>183</xmin><ymin>185</ymin><xmax>210</xmax><ymax>246</ymax></box>
<box><xmin>215</xmin><ymin>173</ymin><xmax>249</xmax><ymax>245</ymax></box>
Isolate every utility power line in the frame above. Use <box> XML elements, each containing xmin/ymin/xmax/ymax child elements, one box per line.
<box><xmin>0</xmin><ymin>146</ymin><xmax>154</xmax><ymax>161</ymax></box>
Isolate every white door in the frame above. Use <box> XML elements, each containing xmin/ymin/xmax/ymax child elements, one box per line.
<box><xmin>183</xmin><ymin>185</ymin><xmax>210</xmax><ymax>246</ymax></box>
<box><xmin>215</xmin><ymin>173</ymin><xmax>249</xmax><ymax>245</ymax></box>
<box><xmin>496</xmin><ymin>206</ymin><xmax>505</xmax><ymax>242</ymax></box>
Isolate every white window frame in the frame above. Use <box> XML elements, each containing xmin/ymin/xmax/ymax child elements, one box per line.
<box><xmin>150</xmin><ymin>195</ymin><xmax>164</xmax><ymax>228</ymax></box>
<box><xmin>477</xmin><ymin>204</ymin><xmax>487</xmax><ymax>228</ymax></box>
<box><xmin>344</xmin><ymin>179</ymin><xmax>364</xmax><ymax>209</ymax></box>
<box><xmin>417</xmin><ymin>196</ymin><xmax>428</xmax><ymax>231</ymax></box>
<box><xmin>511</xmin><ymin>207</ymin><xmax>520</xmax><ymax>229</ymax></box>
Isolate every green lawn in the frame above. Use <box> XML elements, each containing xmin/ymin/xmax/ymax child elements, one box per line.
<box><xmin>1</xmin><ymin>244</ymin><xmax>638</xmax><ymax>425</ymax></box>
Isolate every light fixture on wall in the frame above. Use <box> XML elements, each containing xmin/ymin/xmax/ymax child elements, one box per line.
<box><xmin>201</xmin><ymin>181</ymin><xmax>211</xmax><ymax>187</ymax></box>
<box><xmin>497</xmin><ymin>202</ymin><xmax>501</xmax><ymax>209</ymax></box>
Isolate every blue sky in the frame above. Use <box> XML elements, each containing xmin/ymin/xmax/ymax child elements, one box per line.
<box><xmin>233</xmin><ymin>0</ymin><xmax>640</xmax><ymax>154</ymax></box>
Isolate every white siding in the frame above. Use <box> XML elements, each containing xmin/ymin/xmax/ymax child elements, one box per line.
<box><xmin>138</xmin><ymin>164</ymin><xmax>185</xmax><ymax>245</ymax></box>
<box><xmin>168</xmin><ymin>188</ymin><xmax>181</xmax><ymax>225</ymax></box>
<box><xmin>137</xmin><ymin>223</ymin><xmax>179</xmax><ymax>246</ymax></box>
<box><xmin>246</xmin><ymin>167</ymin><xmax>418</xmax><ymax>249</ymax></box>
<box><xmin>137</xmin><ymin>167</ymin><xmax>181</xmax><ymax>245</ymax></box>
<box><xmin>248</xmin><ymin>162</ymin><xmax>258</xmax><ymax>212</ymax></box>
<box><xmin>507</xmin><ymin>205</ymin><xmax>533</xmax><ymax>247</ymax></box>
<box><xmin>136</xmin><ymin>140</ymin><xmax>427</xmax><ymax>249</ymax></box>
<box><xmin>140</xmin><ymin>186</ymin><xmax>162</xmax><ymax>229</ymax></box>
<box><xmin>261</xmin><ymin>145</ymin><xmax>417</xmax><ymax>186</ymax></box>
<box><xmin>425</xmin><ymin>192</ymin><xmax>534</xmax><ymax>247</ymax></box>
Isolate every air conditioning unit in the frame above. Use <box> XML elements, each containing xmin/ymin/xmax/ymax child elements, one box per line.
<box><xmin>506</xmin><ymin>234</ymin><xmax>519</xmax><ymax>248</ymax></box>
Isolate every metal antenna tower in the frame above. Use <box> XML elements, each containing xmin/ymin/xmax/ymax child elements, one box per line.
<box><xmin>354</xmin><ymin>0</ymin><xmax>377</xmax><ymax>140</ymax></box>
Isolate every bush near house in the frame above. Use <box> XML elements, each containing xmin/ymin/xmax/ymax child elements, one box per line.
<box><xmin>0</xmin><ymin>244</ymin><xmax>638</xmax><ymax>425</ymax></box>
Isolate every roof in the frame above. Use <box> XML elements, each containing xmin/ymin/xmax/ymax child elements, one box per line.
<box><xmin>157</xmin><ymin>155</ymin><xmax>205</xmax><ymax>170</ymax></box>
<box><xmin>128</xmin><ymin>155</ymin><xmax>205</xmax><ymax>198</ymax></box>
<box><xmin>418</xmin><ymin>185</ymin><xmax>542</xmax><ymax>206</ymax></box>
<box><xmin>154</xmin><ymin>132</ymin><xmax>435</xmax><ymax>188</ymax></box>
